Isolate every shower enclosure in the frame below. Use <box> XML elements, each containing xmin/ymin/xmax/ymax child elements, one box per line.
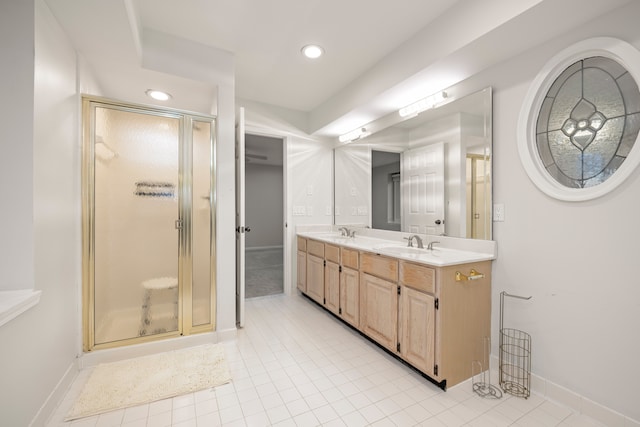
<box><xmin>82</xmin><ymin>97</ymin><xmax>216</xmax><ymax>351</ymax></box>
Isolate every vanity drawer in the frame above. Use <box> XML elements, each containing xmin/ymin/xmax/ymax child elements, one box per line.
<box><xmin>361</xmin><ymin>252</ymin><xmax>398</xmax><ymax>282</ymax></box>
<box><xmin>325</xmin><ymin>244</ymin><xmax>340</xmax><ymax>264</ymax></box>
<box><xmin>341</xmin><ymin>248</ymin><xmax>359</xmax><ymax>270</ymax></box>
<box><xmin>400</xmin><ymin>262</ymin><xmax>435</xmax><ymax>294</ymax></box>
<box><xmin>297</xmin><ymin>236</ymin><xmax>307</xmax><ymax>252</ymax></box>
<box><xmin>307</xmin><ymin>239</ymin><xmax>324</xmax><ymax>258</ymax></box>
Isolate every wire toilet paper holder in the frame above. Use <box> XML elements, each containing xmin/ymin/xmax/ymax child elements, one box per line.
<box><xmin>499</xmin><ymin>291</ymin><xmax>533</xmax><ymax>398</ymax></box>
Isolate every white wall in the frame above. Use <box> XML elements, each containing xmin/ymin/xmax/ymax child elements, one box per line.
<box><xmin>482</xmin><ymin>2</ymin><xmax>640</xmax><ymax>421</ymax></box>
<box><xmin>213</xmin><ymin>84</ymin><xmax>237</xmax><ymax>333</ymax></box>
<box><xmin>245</xmin><ymin>163</ymin><xmax>283</xmax><ymax>248</ymax></box>
<box><xmin>0</xmin><ymin>0</ymin><xmax>34</xmax><ymax>291</ymax></box>
<box><xmin>0</xmin><ymin>1</ymin><xmax>86</xmax><ymax>425</ymax></box>
<box><xmin>334</xmin><ymin>145</ymin><xmax>371</xmax><ymax>226</ymax></box>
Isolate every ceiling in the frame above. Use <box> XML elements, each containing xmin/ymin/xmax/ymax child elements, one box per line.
<box><xmin>45</xmin><ymin>0</ymin><xmax>633</xmax><ymax>139</ymax></box>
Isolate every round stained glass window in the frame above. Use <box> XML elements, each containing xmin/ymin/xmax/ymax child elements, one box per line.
<box><xmin>536</xmin><ymin>57</ymin><xmax>640</xmax><ymax>188</ymax></box>
<box><xmin>518</xmin><ymin>38</ymin><xmax>640</xmax><ymax>201</ymax></box>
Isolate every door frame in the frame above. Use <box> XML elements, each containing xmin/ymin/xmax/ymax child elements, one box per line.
<box><xmin>81</xmin><ymin>95</ymin><xmax>216</xmax><ymax>351</ymax></box>
<box><xmin>236</xmin><ymin>123</ymin><xmax>291</xmax><ymax>326</ymax></box>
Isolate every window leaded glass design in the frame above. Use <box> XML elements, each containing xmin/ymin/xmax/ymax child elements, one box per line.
<box><xmin>536</xmin><ymin>56</ymin><xmax>640</xmax><ymax>188</ymax></box>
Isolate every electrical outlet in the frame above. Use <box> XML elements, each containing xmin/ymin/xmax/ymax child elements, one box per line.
<box><xmin>493</xmin><ymin>203</ymin><xmax>505</xmax><ymax>222</ymax></box>
<box><xmin>325</xmin><ymin>206</ymin><xmax>332</xmax><ymax>215</ymax></box>
<box><xmin>306</xmin><ymin>206</ymin><xmax>313</xmax><ymax>216</ymax></box>
<box><xmin>293</xmin><ymin>206</ymin><xmax>306</xmax><ymax>216</ymax></box>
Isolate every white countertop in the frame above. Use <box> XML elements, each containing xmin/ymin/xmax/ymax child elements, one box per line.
<box><xmin>297</xmin><ymin>230</ymin><xmax>496</xmax><ymax>267</ymax></box>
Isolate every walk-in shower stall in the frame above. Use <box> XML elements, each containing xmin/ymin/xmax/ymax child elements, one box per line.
<box><xmin>82</xmin><ymin>97</ymin><xmax>216</xmax><ymax>351</ymax></box>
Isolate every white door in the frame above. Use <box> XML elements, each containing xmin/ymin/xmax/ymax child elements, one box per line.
<box><xmin>402</xmin><ymin>143</ymin><xmax>445</xmax><ymax>236</ymax></box>
<box><xmin>235</xmin><ymin>108</ymin><xmax>246</xmax><ymax>327</ymax></box>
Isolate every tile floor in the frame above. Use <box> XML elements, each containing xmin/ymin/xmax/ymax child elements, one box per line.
<box><xmin>48</xmin><ymin>293</ymin><xmax>607</xmax><ymax>427</ymax></box>
<box><xmin>245</xmin><ymin>248</ymin><xmax>284</xmax><ymax>298</ymax></box>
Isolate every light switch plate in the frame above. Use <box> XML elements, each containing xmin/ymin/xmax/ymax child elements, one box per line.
<box><xmin>493</xmin><ymin>203</ymin><xmax>505</xmax><ymax>222</ymax></box>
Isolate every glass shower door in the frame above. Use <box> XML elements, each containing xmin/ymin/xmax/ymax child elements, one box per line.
<box><xmin>92</xmin><ymin>106</ymin><xmax>181</xmax><ymax>346</ymax></box>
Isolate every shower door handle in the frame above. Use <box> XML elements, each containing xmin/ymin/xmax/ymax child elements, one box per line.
<box><xmin>175</xmin><ymin>219</ymin><xmax>183</xmax><ymax>230</ymax></box>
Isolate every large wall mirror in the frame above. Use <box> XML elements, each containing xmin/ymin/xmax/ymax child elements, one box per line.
<box><xmin>334</xmin><ymin>86</ymin><xmax>492</xmax><ymax>240</ymax></box>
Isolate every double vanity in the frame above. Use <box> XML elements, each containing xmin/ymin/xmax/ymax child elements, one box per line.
<box><xmin>296</xmin><ymin>228</ymin><xmax>496</xmax><ymax>389</ymax></box>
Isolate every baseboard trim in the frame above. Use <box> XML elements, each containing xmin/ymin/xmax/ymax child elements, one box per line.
<box><xmin>216</xmin><ymin>327</ymin><xmax>238</xmax><ymax>341</ymax></box>
<box><xmin>31</xmin><ymin>361</ymin><xmax>78</xmax><ymax>427</ymax></box>
<box><xmin>489</xmin><ymin>355</ymin><xmax>639</xmax><ymax>426</ymax></box>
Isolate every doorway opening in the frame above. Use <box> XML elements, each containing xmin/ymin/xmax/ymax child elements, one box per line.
<box><xmin>244</xmin><ymin>134</ymin><xmax>284</xmax><ymax>298</ymax></box>
<box><xmin>82</xmin><ymin>97</ymin><xmax>216</xmax><ymax>351</ymax></box>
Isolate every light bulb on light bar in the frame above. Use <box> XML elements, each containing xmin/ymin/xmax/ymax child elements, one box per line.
<box><xmin>398</xmin><ymin>91</ymin><xmax>447</xmax><ymax>117</ymax></box>
<box><xmin>339</xmin><ymin>127</ymin><xmax>369</xmax><ymax>144</ymax></box>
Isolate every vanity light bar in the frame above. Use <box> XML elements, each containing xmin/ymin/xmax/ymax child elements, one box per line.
<box><xmin>399</xmin><ymin>91</ymin><xmax>447</xmax><ymax>118</ymax></box>
<box><xmin>339</xmin><ymin>127</ymin><xmax>369</xmax><ymax>144</ymax></box>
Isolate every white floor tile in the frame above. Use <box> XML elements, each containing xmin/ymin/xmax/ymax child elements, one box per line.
<box><xmin>95</xmin><ymin>409</ymin><xmax>124</xmax><ymax>427</ymax></box>
<box><xmin>265</xmin><ymin>404</ymin><xmax>291</xmax><ymax>424</ymax></box>
<box><xmin>243</xmin><ymin>411</ymin><xmax>269</xmax><ymax>427</ymax></box>
<box><xmin>48</xmin><ymin>294</ymin><xmax>613</xmax><ymax>427</ymax></box>
<box><xmin>340</xmin><ymin>410</ymin><xmax>369</xmax><ymax>427</ymax></box>
<box><xmin>145</xmin><ymin>410</ymin><xmax>171</xmax><ymax>427</ymax></box>
<box><xmin>292</xmin><ymin>410</ymin><xmax>319</xmax><ymax>426</ymax></box>
<box><xmin>359</xmin><ymin>403</ymin><xmax>386</xmax><ymax>424</ymax></box>
<box><xmin>312</xmin><ymin>404</ymin><xmax>339</xmax><ymax>424</ymax></box>
<box><xmin>171</xmin><ymin>405</ymin><xmax>195</xmax><ymax>424</ymax></box>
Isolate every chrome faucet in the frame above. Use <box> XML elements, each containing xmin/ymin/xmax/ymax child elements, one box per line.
<box><xmin>427</xmin><ymin>241</ymin><xmax>440</xmax><ymax>250</ymax></box>
<box><xmin>404</xmin><ymin>234</ymin><xmax>424</xmax><ymax>248</ymax></box>
<box><xmin>339</xmin><ymin>226</ymin><xmax>356</xmax><ymax>237</ymax></box>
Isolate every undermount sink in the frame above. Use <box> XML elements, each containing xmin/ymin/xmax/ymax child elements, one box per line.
<box><xmin>374</xmin><ymin>245</ymin><xmax>428</xmax><ymax>255</ymax></box>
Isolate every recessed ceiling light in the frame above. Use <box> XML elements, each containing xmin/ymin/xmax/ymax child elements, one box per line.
<box><xmin>301</xmin><ymin>44</ymin><xmax>324</xmax><ymax>59</ymax></box>
<box><xmin>145</xmin><ymin>89</ymin><xmax>172</xmax><ymax>101</ymax></box>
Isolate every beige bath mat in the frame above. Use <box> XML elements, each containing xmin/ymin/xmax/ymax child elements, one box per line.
<box><xmin>66</xmin><ymin>343</ymin><xmax>231</xmax><ymax>420</ymax></box>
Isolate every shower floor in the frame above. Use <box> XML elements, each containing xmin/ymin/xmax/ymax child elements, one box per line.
<box><xmin>95</xmin><ymin>303</ymin><xmax>210</xmax><ymax>345</ymax></box>
<box><xmin>245</xmin><ymin>247</ymin><xmax>283</xmax><ymax>298</ymax></box>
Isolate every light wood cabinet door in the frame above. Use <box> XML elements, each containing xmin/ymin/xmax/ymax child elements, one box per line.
<box><xmin>325</xmin><ymin>261</ymin><xmax>340</xmax><ymax>314</ymax></box>
<box><xmin>400</xmin><ymin>286</ymin><xmax>436</xmax><ymax>376</ymax></box>
<box><xmin>360</xmin><ymin>273</ymin><xmax>398</xmax><ymax>352</ymax></box>
<box><xmin>340</xmin><ymin>267</ymin><xmax>359</xmax><ymax>328</ymax></box>
<box><xmin>296</xmin><ymin>250</ymin><xmax>306</xmax><ymax>292</ymax></box>
<box><xmin>306</xmin><ymin>254</ymin><xmax>324</xmax><ymax>304</ymax></box>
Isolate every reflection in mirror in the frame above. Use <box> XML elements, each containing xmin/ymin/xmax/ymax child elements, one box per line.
<box><xmin>371</xmin><ymin>151</ymin><xmax>401</xmax><ymax>231</ymax></box>
<box><xmin>334</xmin><ymin>87</ymin><xmax>492</xmax><ymax>240</ymax></box>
